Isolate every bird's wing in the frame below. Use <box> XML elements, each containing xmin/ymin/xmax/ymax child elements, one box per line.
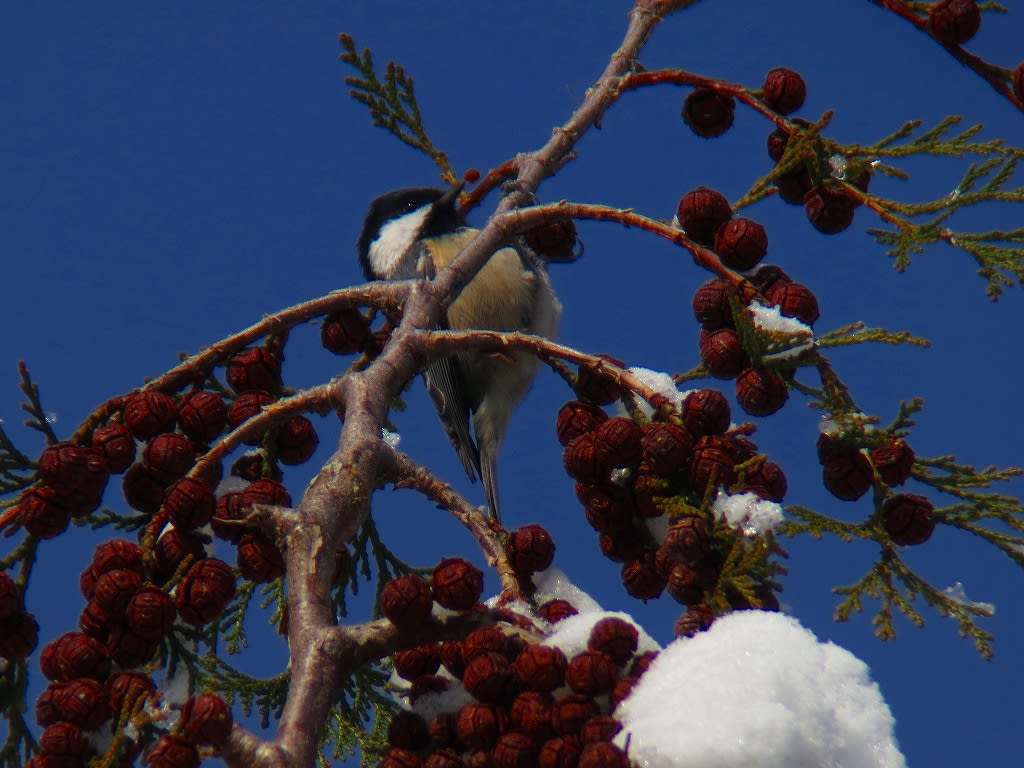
<box><xmin>424</xmin><ymin>357</ymin><xmax>481</xmax><ymax>483</ymax></box>
<box><xmin>417</xmin><ymin>243</ymin><xmax>482</xmax><ymax>484</ymax></box>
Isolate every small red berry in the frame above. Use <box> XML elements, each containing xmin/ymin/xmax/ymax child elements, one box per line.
<box><xmin>525</xmin><ymin>218</ymin><xmax>579</xmax><ymax>262</ymax></box>
<box><xmin>537</xmin><ymin>599</ymin><xmax>578</xmax><ymax>624</ymax></box>
<box><xmin>579</xmin><ymin>715</ymin><xmax>623</xmax><ymax>745</ymax></box>
<box><xmin>549</xmin><ymin>694</ymin><xmax>600</xmax><ymax>737</ymax></box>
<box><xmin>230</xmin><ymin>452</ymin><xmax>270</xmax><ymax>482</ymax></box>
<box><xmin>432</xmin><ymin>557</ymin><xmax>484</xmax><ymax>610</ymax></box>
<box><xmin>40</xmin><ymin>632</ymin><xmax>111</xmax><ymax>682</ymax></box>
<box><xmin>321</xmin><ymin>308</ymin><xmax>373</xmax><ymax>355</ymax></box>
<box><xmin>177</xmin><ymin>391</ymin><xmax>228</xmax><ymax>444</ymax></box>
<box><xmin>181</xmin><ymin>692</ymin><xmax>234</xmax><ymax>747</ymax></box>
<box><xmin>804</xmin><ymin>186</ymin><xmax>856</xmax><ymax>235</ymax></box>
<box><xmin>592</xmin><ymin>417</ymin><xmax>643</xmax><ymax>469</ymax></box>
<box><xmin>659</xmin><ymin>517</ymin><xmax>709</xmax><ymax>567</ymax></box>
<box><xmin>174</xmin><ymin>558</ymin><xmax>236</xmax><ymax>626</ymax></box>
<box><xmin>126</xmin><ymin>585</ymin><xmax>176</xmax><ymax>641</ymax></box>
<box><xmin>19</xmin><ymin>487</ymin><xmax>71</xmax><ymax>539</ymax></box>
<box><xmin>735</xmin><ymin>367</ymin><xmax>789</xmax><ymax>417</ymax></box>
<box><xmin>393</xmin><ymin>644</ymin><xmax>442</xmax><ymax>681</ymax></box>
<box><xmin>690</xmin><ymin>435</ymin><xmax>749</xmax><ymax>492</ymax></box>
<box><xmin>870</xmin><ymin>439</ymin><xmax>915</xmax><ymax>486</ymax></box>
<box><xmin>457</xmin><ymin>703</ymin><xmax>506</xmax><ymax>752</ymax></box>
<box><xmin>440</xmin><ymin>640</ymin><xmax>466</xmax><ymax>678</ymax></box>
<box><xmin>0</xmin><ymin>610</ymin><xmax>39</xmax><ymax>659</ymax></box>
<box><xmin>565</xmin><ymin>651</ymin><xmax>618</xmax><ymax>696</ymax></box>
<box><xmin>381</xmin><ymin>574</ymin><xmax>433</xmax><ymax>629</ymax></box>
<box><xmin>764</xmin><ymin>281</ymin><xmax>820</xmax><ymax>326</ymax></box>
<box><xmin>675</xmin><ymin>603</ymin><xmax>715</xmax><ymax>637</ymax></box>
<box><xmin>751</xmin><ymin>264</ymin><xmax>792</xmax><ymax>294</ymax></box>
<box><xmin>676</xmin><ymin>187</ymin><xmax>732</xmax><ymax>246</ymax></box>
<box><xmin>275</xmin><ymin>415</ymin><xmax>319</xmax><ymax>465</ymax></box>
<box><xmin>106</xmin><ymin>671</ymin><xmax>157</xmax><ymax>714</ymax></box>
<box><xmin>463</xmin><ymin>629</ymin><xmax>509</xmax><ymax>662</ymax></box>
<box><xmin>588</xmin><ymin>618</ymin><xmax>639</xmax><ymax>667</ymax></box>
<box><xmin>640</xmin><ymin>423</ymin><xmax>692</xmax><ymax>475</ymax></box>
<box><xmin>78</xmin><ymin>600</ymin><xmax>112</xmax><ymax>639</ymax></box>
<box><xmin>143</xmin><ymin>735</ymin><xmax>199</xmax><ymax>768</ymax></box>
<box><xmin>579</xmin><ymin>741</ymin><xmax>629</xmax><ymax>768</ymax></box>
<box><xmin>93</xmin><ymin>568</ymin><xmax>143</xmax><ymax>614</ymax></box>
<box><xmin>692</xmin><ymin>278</ymin><xmax>734</xmax><ymax>330</ymax></box>
<box><xmin>211</xmin><ymin>491</ymin><xmax>248</xmax><ymax>542</ymax></box>
<box><xmin>123</xmin><ymin>391</ymin><xmax>177</xmax><ymax>441</ymax></box>
<box><xmin>164</xmin><ymin>477</ymin><xmax>216</xmax><ymax>530</ymax></box>
<box><xmin>682</xmin><ymin>89</ymin><xmax>735</xmax><ymax>138</ymax></box>
<box><xmin>37</xmin><ymin>442</ymin><xmax>107</xmax><ymax>498</ymax></box>
<box><xmin>927</xmin><ymin>0</ymin><xmax>981</xmax><ymax>45</ymax></box>
<box><xmin>462</xmin><ymin>652</ymin><xmax>513</xmax><ymax>704</ymax></box>
<box><xmin>509</xmin><ymin>525</ymin><xmax>556</xmax><ymax>574</ymax></box>
<box><xmin>682</xmin><ymin>389</ymin><xmax>731</xmax><ymax>437</ymax></box>
<box><xmin>90</xmin><ymin>539</ymin><xmax>144</xmax><ymax>579</ymax></box>
<box><xmin>620</xmin><ymin>559</ymin><xmax>665</xmax><ymax>602</ymax></box>
<box><xmin>762</xmin><ymin>67</ymin><xmax>806</xmax><ymax>114</ymax></box>
<box><xmin>743</xmin><ymin>459</ymin><xmax>788</xmax><ymax>502</ymax></box>
<box><xmin>152</xmin><ymin>528</ymin><xmax>206</xmax><ymax>581</ymax></box>
<box><xmin>562</xmin><ymin>433</ymin><xmax>605</xmax><ymax>485</ymax></box>
<box><xmin>555</xmin><ymin>401</ymin><xmax>607</xmax><ymax>446</ymax></box>
<box><xmin>91</xmin><ymin>423</ymin><xmax>136</xmax><ymax>474</ymax></box>
<box><xmin>821</xmin><ymin>443</ymin><xmax>874</xmax><ymax>502</ymax></box>
<box><xmin>575</xmin><ymin>355</ymin><xmax>626</xmax><ymax>406</ymax></box>
<box><xmin>699</xmin><ymin>329</ymin><xmax>749</xmax><ymax>380</ymax></box>
<box><xmin>884</xmin><ymin>493</ymin><xmax>936</xmax><ymax>546</ymax></box>
<box><xmin>514</xmin><ymin>644</ymin><xmax>568</xmax><ymax>693</ymax></box>
<box><xmin>714</xmin><ymin>217</ymin><xmax>768</xmax><ymax>272</ymax></box>
<box><xmin>227</xmin><ymin>347</ymin><xmax>281</xmax><ymax>394</ymax></box>
<box><xmin>665</xmin><ymin>562</ymin><xmax>703</xmax><ymax>605</ymax></box>
<box><xmin>539</xmin><ymin>736</ymin><xmax>581</xmax><ymax>768</ymax></box>
<box><xmin>577</xmin><ymin>484</ymin><xmax>632</xmax><ymax>534</ymax></box>
<box><xmin>227</xmin><ymin>391</ymin><xmax>277</xmax><ymax>444</ymax></box>
<box><xmin>121</xmin><ymin>463</ymin><xmax>171</xmax><ymax>515</ymax></box>
<box><xmin>53</xmin><ymin>678</ymin><xmax>111</xmax><ymax>731</ymax></box>
<box><xmin>492</xmin><ymin>732</ymin><xmax>540</xmax><ymax>768</ymax></box>
<box><xmin>385</xmin><ymin>708</ymin><xmax>430</xmax><ymax>753</ymax></box>
<box><xmin>237</xmin><ymin>532</ymin><xmax>285</xmax><ymax>583</ymax></box>
<box><xmin>510</xmin><ymin>691</ymin><xmax>553</xmax><ymax>743</ymax></box>
<box><xmin>629</xmin><ymin>650</ymin><xmax>658</xmax><ymax>679</ymax></box>
<box><xmin>39</xmin><ymin>722</ymin><xmax>92</xmax><ymax>766</ymax></box>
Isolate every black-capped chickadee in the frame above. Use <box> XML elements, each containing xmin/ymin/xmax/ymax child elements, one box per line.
<box><xmin>357</xmin><ymin>185</ymin><xmax>561</xmax><ymax>523</ymax></box>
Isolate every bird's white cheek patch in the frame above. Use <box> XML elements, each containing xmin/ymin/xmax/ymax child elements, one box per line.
<box><xmin>368</xmin><ymin>206</ymin><xmax>432</xmax><ymax>278</ymax></box>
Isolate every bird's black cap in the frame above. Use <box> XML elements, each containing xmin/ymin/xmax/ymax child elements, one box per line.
<box><xmin>357</xmin><ymin>185</ymin><xmax>465</xmax><ymax>279</ymax></box>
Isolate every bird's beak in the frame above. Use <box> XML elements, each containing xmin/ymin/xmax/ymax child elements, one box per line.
<box><xmin>437</xmin><ymin>181</ymin><xmax>466</xmax><ymax>212</ymax></box>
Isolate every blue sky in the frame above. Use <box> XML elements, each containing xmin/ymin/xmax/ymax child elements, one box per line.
<box><xmin>3</xmin><ymin>2</ymin><xmax>1023</xmax><ymax>766</ymax></box>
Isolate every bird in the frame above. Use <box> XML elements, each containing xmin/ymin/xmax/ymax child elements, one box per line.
<box><xmin>357</xmin><ymin>184</ymin><xmax>561</xmax><ymax>523</ymax></box>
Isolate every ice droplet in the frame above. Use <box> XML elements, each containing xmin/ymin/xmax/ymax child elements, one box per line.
<box><xmin>45</xmin><ymin>411</ymin><xmax>58</xmax><ymax>424</ymax></box>
<box><xmin>943</xmin><ymin>581</ymin><xmax>995</xmax><ymax>616</ymax></box>
<box><xmin>828</xmin><ymin>153</ymin><xmax>848</xmax><ymax>179</ymax></box>
<box><xmin>381</xmin><ymin>428</ymin><xmax>401</xmax><ymax>449</ymax></box>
